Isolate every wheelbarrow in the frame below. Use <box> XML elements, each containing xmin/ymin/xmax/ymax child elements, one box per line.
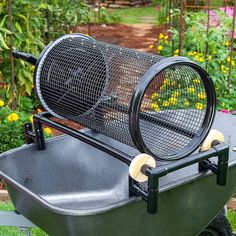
<box><xmin>0</xmin><ymin>34</ymin><xmax>235</xmax><ymax>235</ymax></box>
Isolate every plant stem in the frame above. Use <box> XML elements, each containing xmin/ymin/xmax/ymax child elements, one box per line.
<box><xmin>8</xmin><ymin>0</ymin><xmax>16</xmax><ymax>110</ymax></box>
<box><xmin>227</xmin><ymin>0</ymin><xmax>236</xmax><ymax>93</ymax></box>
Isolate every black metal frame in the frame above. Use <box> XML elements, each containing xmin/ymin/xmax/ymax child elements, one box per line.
<box><xmin>129</xmin><ymin>56</ymin><xmax>216</xmax><ymax>161</ymax></box>
<box><xmin>24</xmin><ymin>113</ymin><xmax>229</xmax><ymax>214</ymax></box>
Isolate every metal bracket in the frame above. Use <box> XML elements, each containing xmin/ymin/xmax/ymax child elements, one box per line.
<box><xmin>199</xmin><ymin>143</ymin><xmax>229</xmax><ymax>186</ymax></box>
<box><xmin>24</xmin><ymin>117</ymin><xmax>45</xmax><ymax>151</ymax></box>
<box><xmin>129</xmin><ymin>143</ymin><xmax>229</xmax><ymax>214</ymax></box>
<box><xmin>24</xmin><ymin>113</ymin><xmax>229</xmax><ymax>215</ymax></box>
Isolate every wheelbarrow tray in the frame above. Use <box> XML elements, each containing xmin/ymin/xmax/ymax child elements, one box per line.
<box><xmin>0</xmin><ymin>112</ymin><xmax>236</xmax><ymax>236</ymax></box>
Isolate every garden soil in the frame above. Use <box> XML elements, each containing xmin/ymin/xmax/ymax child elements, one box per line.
<box><xmin>75</xmin><ymin>23</ymin><xmax>167</xmax><ymax>52</ymax></box>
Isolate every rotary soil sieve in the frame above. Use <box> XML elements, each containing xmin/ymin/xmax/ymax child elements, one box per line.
<box><xmin>13</xmin><ymin>34</ymin><xmax>216</xmax><ymax>160</ymax></box>
<box><xmin>13</xmin><ymin>34</ymin><xmax>228</xmax><ymax>214</ymax></box>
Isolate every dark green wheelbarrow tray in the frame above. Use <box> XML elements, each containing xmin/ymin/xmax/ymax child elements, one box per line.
<box><xmin>0</xmin><ymin>112</ymin><xmax>235</xmax><ymax>236</ymax></box>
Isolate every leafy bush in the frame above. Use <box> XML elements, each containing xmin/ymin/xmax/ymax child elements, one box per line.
<box><xmin>0</xmin><ymin>97</ymin><xmax>52</xmax><ymax>153</ymax></box>
<box><xmin>150</xmin><ymin>8</ymin><xmax>236</xmax><ymax>111</ymax></box>
<box><xmin>0</xmin><ymin>0</ymin><xmax>89</xmax><ymax>107</ymax></box>
<box><xmin>0</xmin><ymin>103</ymin><xmax>28</xmax><ymax>153</ymax></box>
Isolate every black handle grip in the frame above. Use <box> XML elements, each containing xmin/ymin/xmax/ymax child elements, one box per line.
<box><xmin>12</xmin><ymin>50</ymin><xmax>37</xmax><ymax>65</ymax></box>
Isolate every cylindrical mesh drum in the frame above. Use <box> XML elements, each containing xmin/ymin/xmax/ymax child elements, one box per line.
<box><xmin>35</xmin><ymin>34</ymin><xmax>216</xmax><ymax>160</ymax></box>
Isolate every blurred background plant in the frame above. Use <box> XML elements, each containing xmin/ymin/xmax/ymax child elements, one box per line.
<box><xmin>0</xmin><ymin>0</ymin><xmax>86</xmax><ymax>152</ymax></box>
<box><xmin>149</xmin><ymin>8</ymin><xmax>236</xmax><ymax>112</ymax></box>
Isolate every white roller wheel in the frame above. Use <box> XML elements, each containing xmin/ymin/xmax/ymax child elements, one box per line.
<box><xmin>200</xmin><ymin>129</ymin><xmax>224</xmax><ymax>152</ymax></box>
<box><xmin>129</xmin><ymin>154</ymin><xmax>156</xmax><ymax>182</ymax></box>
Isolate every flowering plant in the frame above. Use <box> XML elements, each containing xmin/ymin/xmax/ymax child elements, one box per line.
<box><xmin>149</xmin><ymin>9</ymin><xmax>236</xmax><ymax>112</ymax></box>
<box><xmin>0</xmin><ymin>98</ymin><xmax>52</xmax><ymax>153</ymax></box>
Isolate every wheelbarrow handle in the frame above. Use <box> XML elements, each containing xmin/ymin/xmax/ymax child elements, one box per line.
<box><xmin>12</xmin><ymin>50</ymin><xmax>37</xmax><ymax>65</ymax></box>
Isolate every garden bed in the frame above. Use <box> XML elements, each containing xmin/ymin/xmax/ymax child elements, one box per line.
<box><xmin>75</xmin><ymin>23</ymin><xmax>167</xmax><ymax>51</ymax></box>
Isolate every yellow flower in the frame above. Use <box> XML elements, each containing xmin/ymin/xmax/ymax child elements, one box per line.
<box><xmin>162</xmin><ymin>100</ymin><xmax>170</xmax><ymax>107</ymax></box>
<box><xmin>30</xmin><ymin>115</ymin><xmax>33</xmax><ymax>123</ymax></box>
<box><xmin>44</xmin><ymin>127</ymin><xmax>52</xmax><ymax>135</ymax></box>
<box><xmin>197</xmin><ymin>92</ymin><xmax>206</xmax><ymax>99</ymax></box>
<box><xmin>174</xmin><ymin>49</ymin><xmax>179</xmax><ymax>54</ymax></box>
<box><xmin>164</xmin><ymin>35</ymin><xmax>168</xmax><ymax>40</ymax></box>
<box><xmin>194</xmin><ymin>55</ymin><xmax>199</xmax><ymax>61</ymax></box>
<box><xmin>198</xmin><ymin>57</ymin><xmax>205</xmax><ymax>62</ymax></box>
<box><xmin>227</xmin><ymin>56</ymin><xmax>231</xmax><ymax>63</ymax></box>
<box><xmin>193</xmin><ymin>79</ymin><xmax>201</xmax><ymax>84</ymax></box>
<box><xmin>187</xmin><ymin>87</ymin><xmax>195</xmax><ymax>93</ymax></box>
<box><xmin>150</xmin><ymin>103</ymin><xmax>160</xmax><ymax>112</ymax></box>
<box><xmin>159</xmin><ymin>33</ymin><xmax>164</xmax><ymax>39</ymax></box>
<box><xmin>225</xmin><ymin>41</ymin><xmax>230</xmax><ymax>47</ymax></box>
<box><xmin>188</xmin><ymin>51</ymin><xmax>194</xmax><ymax>56</ymax></box>
<box><xmin>195</xmin><ymin>102</ymin><xmax>204</xmax><ymax>110</ymax></box>
<box><xmin>37</xmin><ymin>108</ymin><xmax>43</xmax><ymax>113</ymax></box>
<box><xmin>173</xmin><ymin>91</ymin><xmax>180</xmax><ymax>97</ymax></box>
<box><xmin>157</xmin><ymin>45</ymin><xmax>163</xmax><ymax>51</ymax></box>
<box><xmin>208</xmin><ymin>55</ymin><xmax>212</xmax><ymax>60</ymax></box>
<box><xmin>232</xmin><ymin>61</ymin><xmax>235</xmax><ymax>66</ymax></box>
<box><xmin>221</xmin><ymin>65</ymin><xmax>229</xmax><ymax>73</ymax></box>
<box><xmin>0</xmin><ymin>100</ymin><xmax>4</xmax><ymax>107</ymax></box>
<box><xmin>151</xmin><ymin>92</ymin><xmax>158</xmax><ymax>100</ymax></box>
<box><xmin>7</xmin><ymin>113</ymin><xmax>19</xmax><ymax>122</ymax></box>
<box><xmin>149</xmin><ymin>44</ymin><xmax>154</xmax><ymax>49</ymax></box>
<box><xmin>168</xmin><ymin>97</ymin><xmax>178</xmax><ymax>105</ymax></box>
<box><xmin>184</xmin><ymin>99</ymin><xmax>190</xmax><ymax>106</ymax></box>
<box><xmin>163</xmin><ymin>79</ymin><xmax>170</xmax><ymax>85</ymax></box>
<box><xmin>160</xmin><ymin>85</ymin><xmax>165</xmax><ymax>91</ymax></box>
<box><xmin>193</xmin><ymin>51</ymin><xmax>198</xmax><ymax>55</ymax></box>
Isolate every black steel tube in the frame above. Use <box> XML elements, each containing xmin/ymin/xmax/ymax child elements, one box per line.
<box><xmin>33</xmin><ymin>114</ymin><xmax>133</xmax><ymax>165</ymax></box>
<box><xmin>146</xmin><ymin>143</ymin><xmax>228</xmax><ymax>177</ymax></box>
<box><xmin>147</xmin><ymin>175</ymin><xmax>159</xmax><ymax>214</ymax></box>
<box><xmin>12</xmin><ymin>50</ymin><xmax>37</xmax><ymax>65</ymax></box>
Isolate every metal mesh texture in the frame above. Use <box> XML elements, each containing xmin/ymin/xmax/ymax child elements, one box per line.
<box><xmin>35</xmin><ymin>34</ymin><xmax>215</xmax><ymax>160</ymax></box>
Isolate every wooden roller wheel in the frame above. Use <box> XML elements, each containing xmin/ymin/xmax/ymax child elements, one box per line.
<box><xmin>129</xmin><ymin>154</ymin><xmax>156</xmax><ymax>182</ymax></box>
<box><xmin>200</xmin><ymin>129</ymin><xmax>224</xmax><ymax>152</ymax></box>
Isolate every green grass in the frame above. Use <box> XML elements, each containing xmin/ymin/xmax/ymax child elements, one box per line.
<box><xmin>0</xmin><ymin>202</ymin><xmax>48</xmax><ymax>236</ymax></box>
<box><xmin>227</xmin><ymin>209</ymin><xmax>236</xmax><ymax>232</ymax></box>
<box><xmin>109</xmin><ymin>6</ymin><xmax>159</xmax><ymax>24</ymax></box>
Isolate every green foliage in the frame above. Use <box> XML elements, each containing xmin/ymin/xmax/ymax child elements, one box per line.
<box><xmin>151</xmin><ymin>9</ymin><xmax>236</xmax><ymax>111</ymax></box>
<box><xmin>0</xmin><ymin>0</ymin><xmax>89</xmax><ymax>107</ymax></box>
<box><xmin>107</xmin><ymin>6</ymin><xmax>158</xmax><ymax>24</ymax></box>
<box><xmin>94</xmin><ymin>8</ymin><xmax>122</xmax><ymax>24</ymax></box>
<box><xmin>0</xmin><ymin>1</ymin><xmax>45</xmax><ymax>104</ymax></box>
<box><xmin>227</xmin><ymin>209</ymin><xmax>236</xmax><ymax>232</ymax></box>
<box><xmin>0</xmin><ymin>96</ymin><xmax>52</xmax><ymax>153</ymax></box>
<box><xmin>0</xmin><ymin>104</ymin><xmax>29</xmax><ymax>153</ymax></box>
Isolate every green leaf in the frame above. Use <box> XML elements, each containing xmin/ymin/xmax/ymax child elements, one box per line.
<box><xmin>0</xmin><ymin>27</ymin><xmax>12</xmax><ymax>35</ymax></box>
<box><xmin>0</xmin><ymin>33</ymin><xmax>9</xmax><ymax>50</ymax></box>
<box><xmin>14</xmin><ymin>22</ymin><xmax>22</xmax><ymax>33</ymax></box>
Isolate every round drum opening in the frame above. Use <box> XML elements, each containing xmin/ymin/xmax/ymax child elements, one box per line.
<box><xmin>35</xmin><ymin>35</ymin><xmax>107</xmax><ymax>119</ymax></box>
<box><xmin>130</xmin><ymin>58</ymin><xmax>215</xmax><ymax>160</ymax></box>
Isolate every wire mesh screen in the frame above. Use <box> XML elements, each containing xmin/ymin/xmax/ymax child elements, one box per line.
<box><xmin>138</xmin><ymin>65</ymin><xmax>210</xmax><ymax>158</ymax></box>
<box><xmin>35</xmin><ymin>34</ymin><xmax>215</xmax><ymax>160</ymax></box>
